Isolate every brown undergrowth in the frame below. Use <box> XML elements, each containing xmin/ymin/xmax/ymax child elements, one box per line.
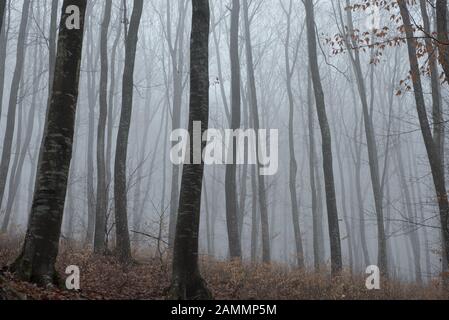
<box><xmin>0</xmin><ymin>237</ymin><xmax>447</xmax><ymax>300</ymax></box>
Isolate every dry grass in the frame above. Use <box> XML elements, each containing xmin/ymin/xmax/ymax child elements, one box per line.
<box><xmin>0</xmin><ymin>237</ymin><xmax>448</xmax><ymax>300</ymax></box>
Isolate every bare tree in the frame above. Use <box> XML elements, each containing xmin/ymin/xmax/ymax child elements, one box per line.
<box><xmin>398</xmin><ymin>0</ymin><xmax>449</xmax><ymax>285</ymax></box>
<box><xmin>225</xmin><ymin>0</ymin><xmax>242</xmax><ymax>259</ymax></box>
<box><xmin>304</xmin><ymin>0</ymin><xmax>342</xmax><ymax>276</ymax></box>
<box><xmin>114</xmin><ymin>0</ymin><xmax>144</xmax><ymax>263</ymax></box>
<box><xmin>242</xmin><ymin>0</ymin><xmax>271</xmax><ymax>264</ymax></box>
<box><xmin>282</xmin><ymin>0</ymin><xmax>305</xmax><ymax>269</ymax></box>
<box><xmin>94</xmin><ymin>0</ymin><xmax>113</xmax><ymax>254</ymax></box>
<box><xmin>11</xmin><ymin>0</ymin><xmax>87</xmax><ymax>286</ymax></box>
<box><xmin>169</xmin><ymin>0</ymin><xmax>212</xmax><ymax>300</ymax></box>
<box><xmin>0</xmin><ymin>0</ymin><xmax>30</xmax><ymax>221</ymax></box>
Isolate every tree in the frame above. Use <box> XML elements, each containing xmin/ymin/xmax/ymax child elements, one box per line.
<box><xmin>307</xmin><ymin>75</ymin><xmax>326</xmax><ymax>270</ymax></box>
<box><xmin>94</xmin><ymin>0</ymin><xmax>112</xmax><ymax>254</ymax></box>
<box><xmin>242</xmin><ymin>0</ymin><xmax>271</xmax><ymax>263</ymax></box>
<box><xmin>169</xmin><ymin>0</ymin><xmax>212</xmax><ymax>300</ymax></box>
<box><xmin>11</xmin><ymin>0</ymin><xmax>87</xmax><ymax>286</ymax></box>
<box><xmin>0</xmin><ymin>0</ymin><xmax>30</xmax><ymax>224</ymax></box>
<box><xmin>282</xmin><ymin>0</ymin><xmax>305</xmax><ymax>269</ymax></box>
<box><xmin>114</xmin><ymin>0</ymin><xmax>144</xmax><ymax>263</ymax></box>
<box><xmin>304</xmin><ymin>0</ymin><xmax>342</xmax><ymax>276</ymax></box>
<box><xmin>337</xmin><ymin>0</ymin><xmax>388</xmax><ymax>277</ymax></box>
<box><xmin>398</xmin><ymin>0</ymin><xmax>449</xmax><ymax>284</ymax></box>
<box><xmin>225</xmin><ymin>0</ymin><xmax>242</xmax><ymax>259</ymax></box>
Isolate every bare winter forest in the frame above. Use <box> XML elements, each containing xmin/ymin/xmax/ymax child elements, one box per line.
<box><xmin>1</xmin><ymin>0</ymin><xmax>449</xmax><ymax>301</ymax></box>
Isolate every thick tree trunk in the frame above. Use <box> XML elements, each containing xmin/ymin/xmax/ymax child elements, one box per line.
<box><xmin>399</xmin><ymin>0</ymin><xmax>449</xmax><ymax>287</ymax></box>
<box><xmin>94</xmin><ymin>1</ymin><xmax>112</xmax><ymax>254</ymax></box>
<box><xmin>114</xmin><ymin>0</ymin><xmax>144</xmax><ymax>263</ymax></box>
<box><xmin>0</xmin><ymin>0</ymin><xmax>30</xmax><ymax>219</ymax></box>
<box><xmin>304</xmin><ymin>0</ymin><xmax>342</xmax><ymax>276</ymax></box>
<box><xmin>11</xmin><ymin>0</ymin><xmax>87</xmax><ymax>286</ymax></box>
<box><xmin>224</xmin><ymin>0</ymin><xmax>242</xmax><ymax>259</ymax></box>
<box><xmin>169</xmin><ymin>0</ymin><xmax>212</xmax><ymax>300</ymax></box>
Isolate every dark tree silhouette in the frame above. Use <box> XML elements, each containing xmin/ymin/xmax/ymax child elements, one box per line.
<box><xmin>169</xmin><ymin>0</ymin><xmax>212</xmax><ymax>300</ymax></box>
<box><xmin>11</xmin><ymin>0</ymin><xmax>87</xmax><ymax>286</ymax></box>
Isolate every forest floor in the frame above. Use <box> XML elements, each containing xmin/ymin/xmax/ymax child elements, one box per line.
<box><xmin>0</xmin><ymin>236</ymin><xmax>448</xmax><ymax>300</ymax></box>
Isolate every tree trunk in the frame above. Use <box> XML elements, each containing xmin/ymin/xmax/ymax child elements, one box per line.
<box><xmin>436</xmin><ymin>0</ymin><xmax>449</xmax><ymax>82</ymax></box>
<box><xmin>342</xmin><ymin>0</ymin><xmax>388</xmax><ymax>276</ymax></box>
<box><xmin>169</xmin><ymin>0</ymin><xmax>212</xmax><ymax>300</ymax></box>
<box><xmin>168</xmin><ymin>0</ymin><xmax>188</xmax><ymax>249</ymax></box>
<box><xmin>224</xmin><ymin>0</ymin><xmax>242</xmax><ymax>259</ymax></box>
<box><xmin>399</xmin><ymin>0</ymin><xmax>449</xmax><ymax>287</ymax></box>
<box><xmin>283</xmin><ymin>0</ymin><xmax>304</xmax><ymax>269</ymax></box>
<box><xmin>242</xmin><ymin>0</ymin><xmax>271</xmax><ymax>264</ymax></box>
<box><xmin>304</xmin><ymin>0</ymin><xmax>342</xmax><ymax>276</ymax></box>
<box><xmin>307</xmin><ymin>75</ymin><xmax>325</xmax><ymax>270</ymax></box>
<box><xmin>114</xmin><ymin>0</ymin><xmax>144</xmax><ymax>263</ymax></box>
<box><xmin>11</xmin><ymin>0</ymin><xmax>87</xmax><ymax>286</ymax></box>
<box><xmin>0</xmin><ymin>0</ymin><xmax>30</xmax><ymax>219</ymax></box>
<box><xmin>94</xmin><ymin>0</ymin><xmax>112</xmax><ymax>254</ymax></box>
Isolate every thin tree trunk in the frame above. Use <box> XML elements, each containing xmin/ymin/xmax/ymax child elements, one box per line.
<box><xmin>399</xmin><ymin>0</ymin><xmax>449</xmax><ymax>287</ymax></box>
<box><xmin>341</xmin><ymin>0</ymin><xmax>388</xmax><ymax>276</ymax></box>
<box><xmin>0</xmin><ymin>0</ymin><xmax>9</xmax><ymax>116</ymax></box>
<box><xmin>1</xmin><ymin>39</ymin><xmax>42</xmax><ymax>233</ymax></box>
<box><xmin>11</xmin><ymin>0</ymin><xmax>87</xmax><ymax>286</ymax></box>
<box><xmin>168</xmin><ymin>0</ymin><xmax>188</xmax><ymax>248</ymax></box>
<box><xmin>94</xmin><ymin>0</ymin><xmax>112</xmax><ymax>254</ymax></box>
<box><xmin>243</xmin><ymin>0</ymin><xmax>270</xmax><ymax>263</ymax></box>
<box><xmin>283</xmin><ymin>0</ymin><xmax>304</xmax><ymax>269</ymax></box>
<box><xmin>0</xmin><ymin>0</ymin><xmax>30</xmax><ymax>218</ymax></box>
<box><xmin>436</xmin><ymin>0</ymin><xmax>449</xmax><ymax>82</ymax></box>
<box><xmin>114</xmin><ymin>0</ymin><xmax>144</xmax><ymax>263</ymax></box>
<box><xmin>225</xmin><ymin>0</ymin><xmax>242</xmax><ymax>259</ymax></box>
<box><xmin>304</xmin><ymin>0</ymin><xmax>342</xmax><ymax>276</ymax></box>
<box><xmin>307</xmin><ymin>75</ymin><xmax>325</xmax><ymax>270</ymax></box>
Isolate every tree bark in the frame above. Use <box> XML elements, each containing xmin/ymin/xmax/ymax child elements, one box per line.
<box><xmin>11</xmin><ymin>0</ymin><xmax>87</xmax><ymax>286</ymax></box>
<box><xmin>169</xmin><ymin>0</ymin><xmax>212</xmax><ymax>300</ymax></box>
